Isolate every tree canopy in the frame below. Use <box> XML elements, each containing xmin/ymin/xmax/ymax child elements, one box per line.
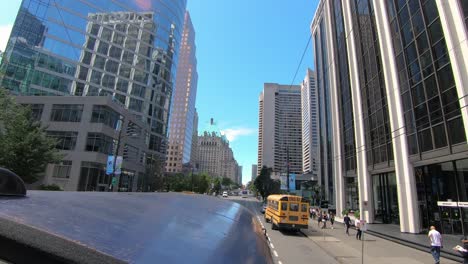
<box><xmin>254</xmin><ymin>166</ymin><xmax>281</xmax><ymax>200</ymax></box>
<box><xmin>0</xmin><ymin>89</ymin><xmax>61</xmax><ymax>183</ymax></box>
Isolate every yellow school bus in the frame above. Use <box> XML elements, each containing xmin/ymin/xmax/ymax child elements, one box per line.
<box><xmin>265</xmin><ymin>194</ymin><xmax>309</xmax><ymax>231</ymax></box>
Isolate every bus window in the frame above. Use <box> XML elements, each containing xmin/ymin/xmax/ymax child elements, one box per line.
<box><xmin>301</xmin><ymin>204</ymin><xmax>307</xmax><ymax>212</ymax></box>
<box><xmin>281</xmin><ymin>202</ymin><xmax>287</xmax><ymax>211</ymax></box>
<box><xmin>289</xmin><ymin>203</ymin><xmax>299</xmax><ymax>212</ymax></box>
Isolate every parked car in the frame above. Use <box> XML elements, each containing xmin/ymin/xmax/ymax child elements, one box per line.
<box><xmin>222</xmin><ymin>191</ymin><xmax>228</xmax><ymax>198</ymax></box>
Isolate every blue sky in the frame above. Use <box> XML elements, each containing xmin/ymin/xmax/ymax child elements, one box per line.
<box><xmin>0</xmin><ymin>0</ymin><xmax>318</xmax><ymax>184</ymax></box>
<box><xmin>187</xmin><ymin>0</ymin><xmax>318</xmax><ymax>183</ymax></box>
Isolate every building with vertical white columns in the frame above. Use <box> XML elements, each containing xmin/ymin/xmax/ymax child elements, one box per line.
<box><xmin>301</xmin><ymin>69</ymin><xmax>319</xmax><ymax>180</ymax></box>
<box><xmin>312</xmin><ymin>0</ymin><xmax>468</xmax><ymax>234</ymax></box>
<box><xmin>257</xmin><ymin>83</ymin><xmax>302</xmax><ymax>180</ymax></box>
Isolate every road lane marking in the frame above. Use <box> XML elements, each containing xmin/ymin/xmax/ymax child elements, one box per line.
<box><xmin>278</xmin><ymin>261</ymin><xmax>283</xmax><ymax>264</ymax></box>
<box><xmin>270</xmin><ymin>243</ymin><xmax>274</xmax><ymax>249</ymax></box>
<box><xmin>273</xmin><ymin>250</ymin><xmax>278</xmax><ymax>257</ymax></box>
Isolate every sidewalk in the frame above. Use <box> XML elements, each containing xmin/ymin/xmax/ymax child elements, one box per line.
<box><xmin>366</xmin><ymin>223</ymin><xmax>463</xmax><ymax>261</ymax></box>
<box><xmin>302</xmin><ymin>218</ymin><xmax>460</xmax><ymax>264</ymax></box>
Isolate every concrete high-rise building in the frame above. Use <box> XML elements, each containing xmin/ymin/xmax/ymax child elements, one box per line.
<box><xmin>312</xmin><ymin>0</ymin><xmax>468</xmax><ymax>234</ymax></box>
<box><xmin>251</xmin><ymin>164</ymin><xmax>258</xmax><ymax>181</ymax></box>
<box><xmin>257</xmin><ymin>83</ymin><xmax>302</xmax><ymax>179</ymax></box>
<box><xmin>166</xmin><ymin>11</ymin><xmax>198</xmax><ymax>173</ymax></box>
<box><xmin>0</xmin><ymin>0</ymin><xmax>187</xmax><ymax>167</ymax></box>
<box><xmin>190</xmin><ymin>109</ymin><xmax>199</xmax><ymax>167</ymax></box>
<box><xmin>237</xmin><ymin>166</ymin><xmax>243</xmax><ymax>185</ymax></box>
<box><xmin>301</xmin><ymin>69</ymin><xmax>319</xmax><ymax>180</ymax></box>
<box><xmin>197</xmin><ymin>119</ymin><xmax>239</xmax><ymax>182</ymax></box>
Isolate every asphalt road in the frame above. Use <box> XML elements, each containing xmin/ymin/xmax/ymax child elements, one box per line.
<box><xmin>227</xmin><ymin>196</ymin><xmax>339</xmax><ymax>264</ymax></box>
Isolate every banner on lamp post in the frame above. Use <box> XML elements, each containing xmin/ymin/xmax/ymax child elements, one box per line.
<box><xmin>289</xmin><ymin>173</ymin><xmax>296</xmax><ymax>192</ymax></box>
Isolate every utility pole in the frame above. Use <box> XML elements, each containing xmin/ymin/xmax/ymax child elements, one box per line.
<box><xmin>111</xmin><ymin>115</ymin><xmax>124</xmax><ymax>192</ymax></box>
<box><xmin>286</xmin><ymin>147</ymin><xmax>290</xmax><ymax>192</ymax></box>
<box><xmin>191</xmin><ymin>166</ymin><xmax>194</xmax><ymax>192</ymax></box>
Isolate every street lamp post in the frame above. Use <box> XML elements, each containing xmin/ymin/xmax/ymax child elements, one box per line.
<box><xmin>286</xmin><ymin>147</ymin><xmax>290</xmax><ymax>193</ymax></box>
<box><xmin>110</xmin><ymin>115</ymin><xmax>124</xmax><ymax>192</ymax></box>
<box><xmin>191</xmin><ymin>166</ymin><xmax>194</xmax><ymax>192</ymax></box>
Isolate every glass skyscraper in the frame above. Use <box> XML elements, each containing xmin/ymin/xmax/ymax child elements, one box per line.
<box><xmin>0</xmin><ymin>0</ymin><xmax>187</xmax><ymax>160</ymax></box>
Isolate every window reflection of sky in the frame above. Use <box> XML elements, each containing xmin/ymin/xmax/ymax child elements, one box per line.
<box><xmin>22</xmin><ymin>0</ymin><xmax>185</xmax><ymax>67</ymax></box>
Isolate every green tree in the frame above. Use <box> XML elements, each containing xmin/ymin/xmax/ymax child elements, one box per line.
<box><xmin>211</xmin><ymin>177</ymin><xmax>222</xmax><ymax>194</ymax></box>
<box><xmin>0</xmin><ymin>89</ymin><xmax>61</xmax><ymax>183</ymax></box>
<box><xmin>221</xmin><ymin>177</ymin><xmax>234</xmax><ymax>190</ymax></box>
<box><xmin>194</xmin><ymin>173</ymin><xmax>210</xmax><ymax>194</ymax></box>
<box><xmin>254</xmin><ymin>166</ymin><xmax>280</xmax><ymax>200</ymax></box>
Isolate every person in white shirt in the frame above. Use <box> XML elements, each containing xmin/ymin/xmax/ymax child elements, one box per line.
<box><xmin>428</xmin><ymin>226</ymin><xmax>442</xmax><ymax>264</ymax></box>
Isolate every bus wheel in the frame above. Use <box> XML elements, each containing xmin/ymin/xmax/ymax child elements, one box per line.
<box><xmin>265</xmin><ymin>216</ymin><xmax>270</xmax><ymax>223</ymax></box>
<box><xmin>271</xmin><ymin>220</ymin><xmax>278</xmax><ymax>230</ymax></box>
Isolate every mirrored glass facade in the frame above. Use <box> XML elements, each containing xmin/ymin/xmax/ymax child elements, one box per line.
<box><xmin>0</xmin><ymin>0</ymin><xmax>187</xmax><ymax>158</ymax></box>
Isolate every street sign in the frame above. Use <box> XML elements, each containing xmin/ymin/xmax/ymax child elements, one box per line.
<box><xmin>459</xmin><ymin>202</ymin><xmax>468</xmax><ymax>208</ymax></box>
<box><xmin>106</xmin><ymin>156</ymin><xmax>114</xmax><ymax>175</ymax></box>
<box><xmin>115</xmin><ymin>156</ymin><xmax>123</xmax><ymax>175</ymax></box>
<box><xmin>289</xmin><ymin>174</ymin><xmax>296</xmax><ymax>191</ymax></box>
<box><xmin>437</xmin><ymin>201</ymin><xmax>458</xmax><ymax>207</ymax></box>
<box><xmin>280</xmin><ymin>175</ymin><xmax>287</xmax><ymax>190</ymax></box>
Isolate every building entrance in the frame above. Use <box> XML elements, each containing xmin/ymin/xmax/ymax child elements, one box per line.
<box><xmin>416</xmin><ymin>160</ymin><xmax>468</xmax><ymax>235</ymax></box>
<box><xmin>372</xmin><ymin>172</ymin><xmax>399</xmax><ymax>224</ymax></box>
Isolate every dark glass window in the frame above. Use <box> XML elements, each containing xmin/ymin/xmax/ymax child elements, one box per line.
<box><xmin>419</xmin><ymin>128</ymin><xmax>433</xmax><ymax>152</ymax></box>
<box><xmin>90</xmin><ymin>105</ymin><xmax>119</xmax><ymax>129</ymax></box>
<box><xmin>85</xmin><ymin>132</ymin><xmax>114</xmax><ymax>154</ymax></box>
<box><xmin>52</xmin><ymin>160</ymin><xmax>72</xmax><ymax>178</ymax></box>
<box><xmin>50</xmin><ymin>104</ymin><xmax>83</xmax><ymax>122</ymax></box>
<box><xmin>428</xmin><ymin>19</ymin><xmax>444</xmax><ymax>44</ymax></box>
<box><xmin>448</xmin><ymin>118</ymin><xmax>466</xmax><ymax>144</ymax></box>
<box><xmin>437</xmin><ymin>64</ymin><xmax>455</xmax><ymax>92</ymax></box>
<box><xmin>47</xmin><ymin>131</ymin><xmax>78</xmax><ymax>150</ymax></box>
<box><xmin>422</xmin><ymin>0</ymin><xmax>438</xmax><ymax>24</ymax></box>
<box><xmin>432</xmin><ymin>124</ymin><xmax>447</xmax><ymax>149</ymax></box>
<box><xmin>26</xmin><ymin>103</ymin><xmax>44</xmax><ymax>121</ymax></box>
<box><xmin>78</xmin><ymin>162</ymin><xmax>108</xmax><ymax>192</ymax></box>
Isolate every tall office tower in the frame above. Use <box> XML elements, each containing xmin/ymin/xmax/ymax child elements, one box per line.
<box><xmin>197</xmin><ymin>119</ymin><xmax>239</xmax><ymax>182</ymax></box>
<box><xmin>237</xmin><ymin>166</ymin><xmax>243</xmax><ymax>185</ymax></box>
<box><xmin>166</xmin><ymin>11</ymin><xmax>198</xmax><ymax>173</ymax></box>
<box><xmin>301</xmin><ymin>69</ymin><xmax>319</xmax><ymax>180</ymax></box>
<box><xmin>312</xmin><ymin>0</ymin><xmax>468</xmax><ymax>234</ymax></box>
<box><xmin>190</xmin><ymin>109</ymin><xmax>199</xmax><ymax>167</ymax></box>
<box><xmin>0</xmin><ymin>0</ymin><xmax>187</xmax><ymax>163</ymax></box>
<box><xmin>251</xmin><ymin>164</ymin><xmax>258</xmax><ymax>181</ymax></box>
<box><xmin>257</xmin><ymin>83</ymin><xmax>302</xmax><ymax>179</ymax></box>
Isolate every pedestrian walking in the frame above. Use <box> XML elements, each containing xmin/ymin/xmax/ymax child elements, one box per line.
<box><xmin>428</xmin><ymin>226</ymin><xmax>442</xmax><ymax>264</ymax></box>
<box><xmin>330</xmin><ymin>213</ymin><xmax>335</xmax><ymax>229</ymax></box>
<box><xmin>343</xmin><ymin>214</ymin><xmax>351</xmax><ymax>235</ymax></box>
<box><xmin>322</xmin><ymin>213</ymin><xmax>328</xmax><ymax>229</ymax></box>
<box><xmin>317</xmin><ymin>213</ymin><xmax>322</xmax><ymax>227</ymax></box>
<box><xmin>309</xmin><ymin>207</ymin><xmax>313</xmax><ymax>219</ymax></box>
<box><xmin>355</xmin><ymin>220</ymin><xmax>362</xmax><ymax>240</ymax></box>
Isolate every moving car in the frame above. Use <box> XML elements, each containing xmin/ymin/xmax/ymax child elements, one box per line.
<box><xmin>222</xmin><ymin>191</ymin><xmax>228</xmax><ymax>198</ymax></box>
<box><xmin>241</xmin><ymin>190</ymin><xmax>248</xmax><ymax>198</ymax></box>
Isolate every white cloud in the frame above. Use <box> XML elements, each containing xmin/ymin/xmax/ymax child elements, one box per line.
<box><xmin>0</xmin><ymin>24</ymin><xmax>13</xmax><ymax>52</ymax></box>
<box><xmin>220</xmin><ymin>127</ymin><xmax>256</xmax><ymax>142</ymax></box>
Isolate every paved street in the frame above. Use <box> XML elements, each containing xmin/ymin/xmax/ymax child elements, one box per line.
<box><xmin>227</xmin><ymin>196</ymin><xmax>460</xmax><ymax>264</ymax></box>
